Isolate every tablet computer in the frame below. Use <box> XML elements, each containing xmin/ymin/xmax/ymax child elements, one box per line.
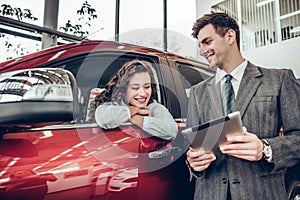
<box><xmin>182</xmin><ymin>111</ymin><xmax>243</xmax><ymax>151</ymax></box>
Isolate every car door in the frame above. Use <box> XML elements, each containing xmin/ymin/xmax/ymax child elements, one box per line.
<box><xmin>153</xmin><ymin>57</ymin><xmax>214</xmax><ymax>200</ymax></box>
<box><xmin>0</xmin><ymin>51</ymin><xmax>186</xmax><ymax>200</ymax></box>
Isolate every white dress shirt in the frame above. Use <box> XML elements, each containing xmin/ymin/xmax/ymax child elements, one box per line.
<box><xmin>215</xmin><ymin>60</ymin><xmax>248</xmax><ymax>98</ymax></box>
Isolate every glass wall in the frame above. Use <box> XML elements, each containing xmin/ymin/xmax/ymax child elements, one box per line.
<box><xmin>212</xmin><ymin>0</ymin><xmax>300</xmax><ymax>51</ymax></box>
<box><xmin>0</xmin><ymin>0</ymin><xmax>44</xmax><ymax>60</ymax></box>
<box><xmin>58</xmin><ymin>0</ymin><xmax>116</xmax><ymax>41</ymax></box>
<box><xmin>0</xmin><ymin>0</ymin><xmax>197</xmax><ymax>61</ymax></box>
<box><xmin>118</xmin><ymin>0</ymin><xmax>164</xmax><ymax>49</ymax></box>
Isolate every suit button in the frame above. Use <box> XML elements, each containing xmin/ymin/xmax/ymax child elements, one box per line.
<box><xmin>222</xmin><ymin>178</ymin><xmax>228</xmax><ymax>184</ymax></box>
<box><xmin>233</xmin><ymin>179</ymin><xmax>240</xmax><ymax>184</ymax></box>
<box><xmin>226</xmin><ymin>155</ymin><xmax>232</xmax><ymax>159</ymax></box>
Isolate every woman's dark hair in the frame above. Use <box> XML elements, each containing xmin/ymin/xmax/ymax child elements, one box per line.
<box><xmin>192</xmin><ymin>12</ymin><xmax>240</xmax><ymax>50</ymax></box>
<box><xmin>95</xmin><ymin>60</ymin><xmax>158</xmax><ymax>107</ymax></box>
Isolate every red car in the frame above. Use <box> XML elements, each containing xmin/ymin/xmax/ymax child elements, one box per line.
<box><xmin>0</xmin><ymin>40</ymin><xmax>214</xmax><ymax>200</ymax></box>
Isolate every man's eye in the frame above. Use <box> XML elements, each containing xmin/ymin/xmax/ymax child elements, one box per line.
<box><xmin>206</xmin><ymin>40</ymin><xmax>212</xmax><ymax>45</ymax></box>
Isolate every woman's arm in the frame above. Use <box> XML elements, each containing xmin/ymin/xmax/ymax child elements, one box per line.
<box><xmin>95</xmin><ymin>102</ymin><xmax>131</xmax><ymax>129</ymax></box>
<box><xmin>142</xmin><ymin>101</ymin><xmax>178</xmax><ymax>140</ymax></box>
<box><xmin>95</xmin><ymin>101</ymin><xmax>178</xmax><ymax>140</ymax></box>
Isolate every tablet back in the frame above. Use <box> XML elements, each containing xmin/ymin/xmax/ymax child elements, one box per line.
<box><xmin>182</xmin><ymin>111</ymin><xmax>243</xmax><ymax>151</ymax></box>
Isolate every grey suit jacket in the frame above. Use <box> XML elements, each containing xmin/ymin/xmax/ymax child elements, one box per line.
<box><xmin>186</xmin><ymin>62</ymin><xmax>300</xmax><ymax>200</ymax></box>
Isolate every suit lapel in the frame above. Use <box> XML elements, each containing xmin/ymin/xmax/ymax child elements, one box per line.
<box><xmin>206</xmin><ymin>77</ymin><xmax>223</xmax><ymax>118</ymax></box>
<box><xmin>235</xmin><ymin>62</ymin><xmax>262</xmax><ymax>118</ymax></box>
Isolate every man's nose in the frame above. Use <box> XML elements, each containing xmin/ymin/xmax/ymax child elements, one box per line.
<box><xmin>200</xmin><ymin>46</ymin><xmax>207</xmax><ymax>57</ymax></box>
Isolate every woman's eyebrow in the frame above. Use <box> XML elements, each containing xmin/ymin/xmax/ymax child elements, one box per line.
<box><xmin>129</xmin><ymin>83</ymin><xmax>150</xmax><ymax>86</ymax></box>
<box><xmin>128</xmin><ymin>83</ymin><xmax>142</xmax><ymax>87</ymax></box>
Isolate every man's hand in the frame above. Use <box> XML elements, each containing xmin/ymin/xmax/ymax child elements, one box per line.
<box><xmin>219</xmin><ymin>128</ymin><xmax>264</xmax><ymax>161</ymax></box>
<box><xmin>186</xmin><ymin>147</ymin><xmax>216</xmax><ymax>172</ymax></box>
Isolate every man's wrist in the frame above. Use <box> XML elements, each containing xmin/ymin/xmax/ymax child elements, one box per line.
<box><xmin>261</xmin><ymin>139</ymin><xmax>273</xmax><ymax>163</ymax></box>
<box><xmin>185</xmin><ymin>159</ymin><xmax>204</xmax><ymax>180</ymax></box>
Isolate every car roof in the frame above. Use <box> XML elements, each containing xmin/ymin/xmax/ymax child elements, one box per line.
<box><xmin>0</xmin><ymin>40</ymin><xmax>208</xmax><ymax>73</ymax></box>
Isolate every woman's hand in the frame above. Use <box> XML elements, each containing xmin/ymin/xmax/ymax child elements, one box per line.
<box><xmin>128</xmin><ymin>106</ymin><xmax>151</xmax><ymax>127</ymax></box>
<box><xmin>128</xmin><ymin>106</ymin><xmax>151</xmax><ymax>117</ymax></box>
<box><xmin>131</xmin><ymin>115</ymin><xmax>144</xmax><ymax>127</ymax></box>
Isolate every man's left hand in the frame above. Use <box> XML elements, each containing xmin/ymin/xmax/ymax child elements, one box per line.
<box><xmin>219</xmin><ymin>128</ymin><xmax>264</xmax><ymax>161</ymax></box>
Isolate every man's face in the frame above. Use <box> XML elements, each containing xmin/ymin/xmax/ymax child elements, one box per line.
<box><xmin>197</xmin><ymin>24</ymin><xmax>229</xmax><ymax>70</ymax></box>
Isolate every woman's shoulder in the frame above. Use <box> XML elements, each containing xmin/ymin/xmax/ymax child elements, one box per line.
<box><xmin>99</xmin><ymin>101</ymin><xmax>122</xmax><ymax>106</ymax></box>
<box><xmin>148</xmin><ymin>100</ymin><xmax>167</xmax><ymax>109</ymax></box>
<box><xmin>96</xmin><ymin>101</ymin><xmax>124</xmax><ymax>111</ymax></box>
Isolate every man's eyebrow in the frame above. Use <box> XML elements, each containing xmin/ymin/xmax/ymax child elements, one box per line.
<box><xmin>200</xmin><ymin>37</ymin><xmax>210</xmax><ymax>44</ymax></box>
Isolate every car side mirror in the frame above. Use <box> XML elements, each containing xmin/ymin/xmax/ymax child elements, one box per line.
<box><xmin>0</xmin><ymin>68</ymin><xmax>80</xmax><ymax>128</ymax></box>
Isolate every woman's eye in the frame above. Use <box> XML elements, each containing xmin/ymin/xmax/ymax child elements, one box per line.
<box><xmin>131</xmin><ymin>87</ymin><xmax>139</xmax><ymax>90</ymax></box>
<box><xmin>144</xmin><ymin>85</ymin><xmax>151</xmax><ymax>89</ymax></box>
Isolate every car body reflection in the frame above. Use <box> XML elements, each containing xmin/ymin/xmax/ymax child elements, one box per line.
<box><xmin>108</xmin><ymin>167</ymin><xmax>138</xmax><ymax>192</ymax></box>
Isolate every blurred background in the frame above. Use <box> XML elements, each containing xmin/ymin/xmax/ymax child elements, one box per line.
<box><xmin>0</xmin><ymin>0</ymin><xmax>299</xmax><ymax>77</ymax></box>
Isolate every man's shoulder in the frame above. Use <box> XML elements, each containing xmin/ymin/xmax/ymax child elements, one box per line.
<box><xmin>191</xmin><ymin>76</ymin><xmax>215</xmax><ymax>91</ymax></box>
<box><xmin>249</xmin><ymin>63</ymin><xmax>292</xmax><ymax>79</ymax></box>
<box><xmin>257</xmin><ymin>65</ymin><xmax>289</xmax><ymax>73</ymax></box>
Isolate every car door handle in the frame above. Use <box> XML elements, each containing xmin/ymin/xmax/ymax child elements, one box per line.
<box><xmin>148</xmin><ymin>147</ymin><xmax>181</xmax><ymax>159</ymax></box>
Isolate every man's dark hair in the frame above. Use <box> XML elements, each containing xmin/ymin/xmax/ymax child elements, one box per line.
<box><xmin>192</xmin><ymin>12</ymin><xmax>240</xmax><ymax>50</ymax></box>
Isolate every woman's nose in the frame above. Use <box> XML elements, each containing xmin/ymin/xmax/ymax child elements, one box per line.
<box><xmin>138</xmin><ymin>88</ymin><xmax>147</xmax><ymax>95</ymax></box>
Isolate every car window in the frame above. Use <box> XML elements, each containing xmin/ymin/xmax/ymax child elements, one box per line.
<box><xmin>44</xmin><ymin>52</ymin><xmax>161</xmax><ymax>123</ymax></box>
<box><xmin>177</xmin><ymin>62</ymin><xmax>213</xmax><ymax>98</ymax></box>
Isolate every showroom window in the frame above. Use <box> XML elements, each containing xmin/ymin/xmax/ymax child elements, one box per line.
<box><xmin>212</xmin><ymin>0</ymin><xmax>300</xmax><ymax>50</ymax></box>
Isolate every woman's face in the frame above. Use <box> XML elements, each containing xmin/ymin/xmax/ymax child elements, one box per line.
<box><xmin>124</xmin><ymin>72</ymin><xmax>152</xmax><ymax>108</ymax></box>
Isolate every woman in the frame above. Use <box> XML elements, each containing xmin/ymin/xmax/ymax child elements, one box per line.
<box><xmin>94</xmin><ymin>60</ymin><xmax>178</xmax><ymax>140</ymax></box>
<box><xmin>94</xmin><ymin>60</ymin><xmax>184</xmax><ymax>200</ymax></box>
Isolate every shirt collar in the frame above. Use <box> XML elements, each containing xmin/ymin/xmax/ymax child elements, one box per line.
<box><xmin>215</xmin><ymin>60</ymin><xmax>248</xmax><ymax>84</ymax></box>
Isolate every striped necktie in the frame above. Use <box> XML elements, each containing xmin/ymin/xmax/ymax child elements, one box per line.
<box><xmin>222</xmin><ymin>74</ymin><xmax>235</xmax><ymax>115</ymax></box>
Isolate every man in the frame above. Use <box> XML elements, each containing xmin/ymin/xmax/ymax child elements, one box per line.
<box><xmin>186</xmin><ymin>12</ymin><xmax>300</xmax><ymax>200</ymax></box>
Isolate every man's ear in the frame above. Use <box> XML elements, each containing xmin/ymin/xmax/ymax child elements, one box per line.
<box><xmin>227</xmin><ymin>29</ymin><xmax>236</xmax><ymax>46</ymax></box>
